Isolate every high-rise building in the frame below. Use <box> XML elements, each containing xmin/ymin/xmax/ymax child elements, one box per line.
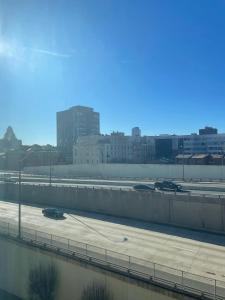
<box><xmin>132</xmin><ymin>127</ymin><xmax>141</xmax><ymax>138</ymax></box>
<box><xmin>57</xmin><ymin>106</ymin><xmax>100</xmax><ymax>162</ymax></box>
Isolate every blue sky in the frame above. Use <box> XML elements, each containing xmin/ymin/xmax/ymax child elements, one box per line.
<box><xmin>0</xmin><ymin>0</ymin><xmax>225</xmax><ymax>145</ymax></box>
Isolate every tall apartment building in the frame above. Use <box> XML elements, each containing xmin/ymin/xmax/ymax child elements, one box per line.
<box><xmin>57</xmin><ymin>106</ymin><xmax>100</xmax><ymax>162</ymax></box>
<box><xmin>132</xmin><ymin>127</ymin><xmax>141</xmax><ymax>138</ymax></box>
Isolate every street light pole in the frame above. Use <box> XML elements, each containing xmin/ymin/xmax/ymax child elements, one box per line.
<box><xmin>182</xmin><ymin>156</ymin><xmax>185</xmax><ymax>181</ymax></box>
<box><xmin>182</xmin><ymin>138</ymin><xmax>185</xmax><ymax>181</ymax></box>
<box><xmin>17</xmin><ymin>150</ymin><xmax>35</xmax><ymax>238</ymax></box>
<box><xmin>221</xmin><ymin>142</ymin><xmax>224</xmax><ymax>181</ymax></box>
<box><xmin>49</xmin><ymin>148</ymin><xmax>52</xmax><ymax>186</ymax></box>
<box><xmin>18</xmin><ymin>162</ymin><xmax>22</xmax><ymax>238</ymax></box>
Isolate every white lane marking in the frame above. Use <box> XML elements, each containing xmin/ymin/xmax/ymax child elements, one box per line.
<box><xmin>172</xmin><ymin>246</ymin><xmax>196</xmax><ymax>253</ymax></box>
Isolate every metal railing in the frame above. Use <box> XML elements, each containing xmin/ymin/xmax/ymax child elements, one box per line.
<box><xmin>0</xmin><ymin>220</ymin><xmax>224</xmax><ymax>300</ymax></box>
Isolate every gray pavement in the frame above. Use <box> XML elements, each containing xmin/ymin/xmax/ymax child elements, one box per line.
<box><xmin>2</xmin><ymin>173</ymin><xmax>225</xmax><ymax>196</ymax></box>
<box><xmin>1</xmin><ymin>200</ymin><xmax>225</xmax><ymax>284</ymax></box>
<box><xmin>3</xmin><ymin>219</ymin><xmax>222</xmax><ymax>299</ymax></box>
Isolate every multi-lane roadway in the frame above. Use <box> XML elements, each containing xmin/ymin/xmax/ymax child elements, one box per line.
<box><xmin>1</xmin><ymin>171</ymin><xmax>225</xmax><ymax>196</ymax></box>
<box><xmin>1</xmin><ymin>172</ymin><xmax>225</xmax><ymax>296</ymax></box>
<box><xmin>1</xmin><ymin>200</ymin><xmax>225</xmax><ymax>284</ymax></box>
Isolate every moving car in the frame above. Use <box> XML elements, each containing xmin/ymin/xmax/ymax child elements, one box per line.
<box><xmin>154</xmin><ymin>181</ymin><xmax>182</xmax><ymax>192</ymax></box>
<box><xmin>133</xmin><ymin>184</ymin><xmax>155</xmax><ymax>191</ymax></box>
<box><xmin>42</xmin><ymin>207</ymin><xmax>64</xmax><ymax>218</ymax></box>
<box><xmin>3</xmin><ymin>177</ymin><xmax>16</xmax><ymax>183</ymax></box>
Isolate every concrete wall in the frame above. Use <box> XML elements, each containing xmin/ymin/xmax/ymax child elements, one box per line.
<box><xmin>0</xmin><ymin>237</ymin><xmax>195</xmax><ymax>300</ymax></box>
<box><xmin>24</xmin><ymin>163</ymin><xmax>225</xmax><ymax>180</ymax></box>
<box><xmin>2</xmin><ymin>183</ymin><xmax>225</xmax><ymax>234</ymax></box>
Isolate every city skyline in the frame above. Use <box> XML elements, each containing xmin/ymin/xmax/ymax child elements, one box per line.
<box><xmin>1</xmin><ymin>0</ymin><xmax>225</xmax><ymax>144</ymax></box>
<box><xmin>0</xmin><ymin>114</ymin><xmax>223</xmax><ymax>147</ymax></box>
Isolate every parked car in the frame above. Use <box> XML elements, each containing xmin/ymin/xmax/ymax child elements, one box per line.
<box><xmin>42</xmin><ymin>208</ymin><xmax>64</xmax><ymax>218</ymax></box>
<box><xmin>154</xmin><ymin>181</ymin><xmax>182</xmax><ymax>192</ymax></box>
<box><xmin>133</xmin><ymin>184</ymin><xmax>155</xmax><ymax>191</ymax></box>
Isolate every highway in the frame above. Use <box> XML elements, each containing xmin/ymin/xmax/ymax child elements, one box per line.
<box><xmin>2</xmin><ymin>180</ymin><xmax>225</xmax><ymax>197</ymax></box>
<box><xmin>18</xmin><ymin>182</ymin><xmax>225</xmax><ymax>196</ymax></box>
<box><xmin>1</xmin><ymin>172</ymin><xmax>225</xmax><ymax>297</ymax></box>
<box><xmin>1</xmin><ymin>171</ymin><xmax>225</xmax><ymax>196</ymax></box>
<box><xmin>1</xmin><ymin>200</ymin><xmax>225</xmax><ymax>284</ymax></box>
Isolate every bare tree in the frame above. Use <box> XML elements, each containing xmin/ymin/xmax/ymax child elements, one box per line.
<box><xmin>28</xmin><ymin>263</ymin><xmax>58</xmax><ymax>300</ymax></box>
<box><xmin>81</xmin><ymin>282</ymin><xmax>113</xmax><ymax>300</ymax></box>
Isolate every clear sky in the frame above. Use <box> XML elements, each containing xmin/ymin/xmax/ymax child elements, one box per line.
<box><xmin>0</xmin><ymin>0</ymin><xmax>225</xmax><ymax>145</ymax></box>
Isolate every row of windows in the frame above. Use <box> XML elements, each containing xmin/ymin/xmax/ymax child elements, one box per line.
<box><xmin>185</xmin><ymin>141</ymin><xmax>225</xmax><ymax>146</ymax></box>
<box><xmin>184</xmin><ymin>148</ymin><xmax>224</xmax><ymax>152</ymax></box>
<box><xmin>106</xmin><ymin>145</ymin><xmax>132</xmax><ymax>150</ymax></box>
<box><xmin>75</xmin><ymin>160</ymin><xmax>100</xmax><ymax>164</ymax></box>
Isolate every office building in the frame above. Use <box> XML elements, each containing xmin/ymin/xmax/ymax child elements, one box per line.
<box><xmin>57</xmin><ymin>106</ymin><xmax>100</xmax><ymax>163</ymax></box>
<box><xmin>183</xmin><ymin>133</ymin><xmax>225</xmax><ymax>154</ymax></box>
<box><xmin>132</xmin><ymin>127</ymin><xmax>141</xmax><ymax>138</ymax></box>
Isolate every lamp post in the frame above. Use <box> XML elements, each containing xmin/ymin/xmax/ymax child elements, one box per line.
<box><xmin>49</xmin><ymin>147</ymin><xmax>52</xmax><ymax>186</ymax></box>
<box><xmin>182</xmin><ymin>158</ymin><xmax>185</xmax><ymax>181</ymax></box>
<box><xmin>18</xmin><ymin>161</ymin><xmax>22</xmax><ymax>238</ymax></box>
<box><xmin>180</xmin><ymin>139</ymin><xmax>185</xmax><ymax>181</ymax></box>
<box><xmin>221</xmin><ymin>142</ymin><xmax>224</xmax><ymax>181</ymax></box>
<box><xmin>17</xmin><ymin>150</ymin><xmax>33</xmax><ymax>238</ymax></box>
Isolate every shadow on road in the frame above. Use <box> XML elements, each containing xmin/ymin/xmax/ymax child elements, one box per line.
<box><xmin>43</xmin><ymin>215</ymin><xmax>66</xmax><ymax>221</ymax></box>
<box><xmin>2</xmin><ymin>199</ymin><xmax>225</xmax><ymax>247</ymax></box>
<box><xmin>63</xmin><ymin>208</ymin><xmax>225</xmax><ymax>247</ymax></box>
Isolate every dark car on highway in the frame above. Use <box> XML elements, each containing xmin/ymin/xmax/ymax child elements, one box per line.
<box><xmin>3</xmin><ymin>177</ymin><xmax>16</xmax><ymax>183</ymax></box>
<box><xmin>133</xmin><ymin>184</ymin><xmax>155</xmax><ymax>191</ymax></box>
<box><xmin>154</xmin><ymin>181</ymin><xmax>182</xmax><ymax>192</ymax></box>
<box><xmin>42</xmin><ymin>208</ymin><xmax>64</xmax><ymax>218</ymax></box>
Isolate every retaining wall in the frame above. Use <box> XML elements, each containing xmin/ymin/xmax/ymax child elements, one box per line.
<box><xmin>1</xmin><ymin>184</ymin><xmax>225</xmax><ymax>234</ymax></box>
<box><xmin>0</xmin><ymin>237</ymin><xmax>196</xmax><ymax>300</ymax></box>
<box><xmin>24</xmin><ymin>163</ymin><xmax>225</xmax><ymax>181</ymax></box>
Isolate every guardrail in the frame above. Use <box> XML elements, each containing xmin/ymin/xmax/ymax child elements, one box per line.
<box><xmin>0</xmin><ymin>220</ymin><xmax>224</xmax><ymax>300</ymax></box>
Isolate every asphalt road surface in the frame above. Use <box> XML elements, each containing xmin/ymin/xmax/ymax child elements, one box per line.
<box><xmin>1</xmin><ymin>200</ymin><xmax>225</xmax><ymax>284</ymax></box>
<box><xmin>2</xmin><ymin>171</ymin><xmax>225</xmax><ymax>195</ymax></box>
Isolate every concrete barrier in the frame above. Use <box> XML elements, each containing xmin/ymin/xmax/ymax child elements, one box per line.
<box><xmin>0</xmin><ymin>237</ymin><xmax>196</xmax><ymax>300</ymax></box>
<box><xmin>1</xmin><ymin>183</ymin><xmax>225</xmax><ymax>235</ymax></box>
<box><xmin>24</xmin><ymin>163</ymin><xmax>225</xmax><ymax>181</ymax></box>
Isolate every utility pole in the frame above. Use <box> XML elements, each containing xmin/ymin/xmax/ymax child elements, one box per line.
<box><xmin>182</xmin><ymin>156</ymin><xmax>185</xmax><ymax>181</ymax></box>
<box><xmin>221</xmin><ymin>142</ymin><xmax>224</xmax><ymax>181</ymax></box>
<box><xmin>18</xmin><ymin>162</ymin><xmax>22</xmax><ymax>238</ymax></box>
<box><xmin>17</xmin><ymin>150</ymin><xmax>37</xmax><ymax>238</ymax></box>
<box><xmin>182</xmin><ymin>138</ymin><xmax>185</xmax><ymax>181</ymax></box>
<box><xmin>49</xmin><ymin>148</ymin><xmax>52</xmax><ymax>186</ymax></box>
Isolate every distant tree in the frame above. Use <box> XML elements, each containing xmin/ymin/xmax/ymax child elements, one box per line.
<box><xmin>28</xmin><ymin>263</ymin><xmax>58</xmax><ymax>300</ymax></box>
<box><xmin>81</xmin><ymin>282</ymin><xmax>113</xmax><ymax>300</ymax></box>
